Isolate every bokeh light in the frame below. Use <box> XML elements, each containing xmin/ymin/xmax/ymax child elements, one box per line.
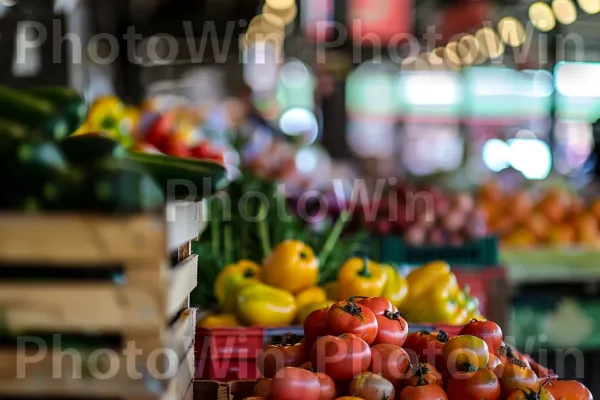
<box><xmin>457</xmin><ymin>34</ymin><xmax>479</xmax><ymax>66</ymax></box>
<box><xmin>529</xmin><ymin>2</ymin><xmax>557</xmax><ymax>31</ymax></box>
<box><xmin>498</xmin><ymin>17</ymin><xmax>527</xmax><ymax>47</ymax></box>
<box><xmin>552</xmin><ymin>0</ymin><xmax>578</xmax><ymax>24</ymax></box>
<box><xmin>475</xmin><ymin>27</ymin><xmax>505</xmax><ymax>62</ymax></box>
<box><xmin>401</xmin><ymin>56</ymin><xmax>429</xmax><ymax>71</ymax></box>
<box><xmin>578</xmin><ymin>0</ymin><xmax>600</xmax><ymax>14</ymax></box>
<box><xmin>263</xmin><ymin>3</ymin><xmax>298</xmax><ymax>26</ymax></box>
<box><xmin>265</xmin><ymin>0</ymin><xmax>296</xmax><ymax>10</ymax></box>
<box><xmin>428</xmin><ymin>47</ymin><xmax>446</xmax><ymax>69</ymax></box>
<box><xmin>444</xmin><ymin>42</ymin><xmax>462</xmax><ymax>70</ymax></box>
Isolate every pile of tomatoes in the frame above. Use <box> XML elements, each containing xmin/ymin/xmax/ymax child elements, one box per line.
<box><xmin>243</xmin><ymin>297</ymin><xmax>592</xmax><ymax>400</ymax></box>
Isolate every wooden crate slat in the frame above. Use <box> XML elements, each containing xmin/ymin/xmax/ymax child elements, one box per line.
<box><xmin>167</xmin><ymin>201</ymin><xmax>206</xmax><ymax>251</ymax></box>
<box><xmin>0</xmin><ymin>284</ymin><xmax>164</xmax><ymax>331</ymax></box>
<box><xmin>127</xmin><ymin>308</ymin><xmax>197</xmax><ymax>362</ymax></box>
<box><xmin>166</xmin><ymin>255</ymin><xmax>198</xmax><ymax>317</ymax></box>
<box><xmin>0</xmin><ymin>315</ymin><xmax>196</xmax><ymax>398</ymax></box>
<box><xmin>0</xmin><ymin>345</ymin><xmax>195</xmax><ymax>399</ymax></box>
<box><xmin>0</xmin><ymin>214</ymin><xmax>165</xmax><ymax>265</ymax></box>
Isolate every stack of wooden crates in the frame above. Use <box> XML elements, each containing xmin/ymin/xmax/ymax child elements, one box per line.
<box><xmin>0</xmin><ymin>201</ymin><xmax>205</xmax><ymax>399</ymax></box>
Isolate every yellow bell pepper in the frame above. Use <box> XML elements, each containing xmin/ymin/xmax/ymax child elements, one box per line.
<box><xmin>262</xmin><ymin>240</ymin><xmax>319</xmax><ymax>294</ymax></box>
<box><xmin>198</xmin><ymin>314</ymin><xmax>240</xmax><ymax>328</ymax></box>
<box><xmin>214</xmin><ymin>260</ymin><xmax>261</xmax><ymax>306</ymax></box>
<box><xmin>380</xmin><ymin>265</ymin><xmax>409</xmax><ymax>308</ymax></box>
<box><xmin>407</xmin><ymin>260</ymin><xmax>457</xmax><ymax>300</ymax></box>
<box><xmin>236</xmin><ymin>283</ymin><xmax>297</xmax><ymax>326</ymax></box>
<box><xmin>88</xmin><ymin>95</ymin><xmax>125</xmax><ymax>132</ymax></box>
<box><xmin>295</xmin><ymin>300</ymin><xmax>335</xmax><ymax>325</ymax></box>
<box><xmin>402</xmin><ymin>262</ymin><xmax>469</xmax><ymax>324</ymax></box>
<box><xmin>337</xmin><ymin>257</ymin><xmax>387</xmax><ymax>300</ymax></box>
<box><xmin>295</xmin><ymin>287</ymin><xmax>327</xmax><ymax>310</ymax></box>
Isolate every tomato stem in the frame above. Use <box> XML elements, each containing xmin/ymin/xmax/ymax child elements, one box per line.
<box><xmin>457</xmin><ymin>362</ymin><xmax>478</xmax><ymax>373</ymax></box>
<box><xmin>383</xmin><ymin>310</ymin><xmax>405</xmax><ymax>330</ymax></box>
<box><xmin>436</xmin><ymin>330</ymin><xmax>449</xmax><ymax>343</ymax></box>
<box><xmin>280</xmin><ymin>333</ymin><xmax>298</xmax><ymax>346</ymax></box>
<box><xmin>334</xmin><ymin>302</ymin><xmax>365</xmax><ymax>324</ymax></box>
<box><xmin>243</xmin><ymin>268</ymin><xmax>255</xmax><ymax>278</ymax></box>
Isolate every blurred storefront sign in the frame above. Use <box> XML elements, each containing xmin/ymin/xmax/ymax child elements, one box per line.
<box><xmin>555</xmin><ymin>62</ymin><xmax>600</xmax><ymax>122</ymax></box>
<box><xmin>348</xmin><ymin>0</ymin><xmax>413</xmax><ymax>43</ymax></box>
<box><xmin>463</xmin><ymin>67</ymin><xmax>553</xmax><ymax>121</ymax></box>
<box><xmin>439</xmin><ymin>0</ymin><xmax>490</xmax><ymax>42</ymax></box>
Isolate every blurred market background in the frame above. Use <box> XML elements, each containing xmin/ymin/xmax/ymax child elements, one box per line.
<box><xmin>3</xmin><ymin>0</ymin><xmax>600</xmax><ymax>395</ymax></box>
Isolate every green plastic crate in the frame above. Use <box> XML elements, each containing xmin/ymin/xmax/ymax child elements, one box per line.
<box><xmin>374</xmin><ymin>236</ymin><xmax>498</xmax><ymax>267</ymax></box>
<box><xmin>511</xmin><ymin>298</ymin><xmax>600</xmax><ymax>350</ymax></box>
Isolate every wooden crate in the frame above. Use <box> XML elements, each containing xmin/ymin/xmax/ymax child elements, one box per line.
<box><xmin>0</xmin><ymin>206</ymin><xmax>202</xmax><ymax>399</ymax></box>
<box><xmin>0</xmin><ymin>213</ymin><xmax>198</xmax><ymax>332</ymax></box>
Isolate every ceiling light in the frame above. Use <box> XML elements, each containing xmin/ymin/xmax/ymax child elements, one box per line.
<box><xmin>263</xmin><ymin>3</ymin><xmax>298</xmax><ymax>25</ymax></box>
<box><xmin>266</xmin><ymin>0</ymin><xmax>295</xmax><ymax>11</ymax></box>
<box><xmin>552</xmin><ymin>0</ymin><xmax>578</xmax><ymax>24</ymax></box>
<box><xmin>529</xmin><ymin>2</ymin><xmax>557</xmax><ymax>31</ymax></box>
<box><xmin>498</xmin><ymin>17</ymin><xmax>527</xmax><ymax>47</ymax></box>
<box><xmin>578</xmin><ymin>0</ymin><xmax>600</xmax><ymax>14</ymax></box>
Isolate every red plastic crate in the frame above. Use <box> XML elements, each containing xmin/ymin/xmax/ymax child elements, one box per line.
<box><xmin>196</xmin><ymin>327</ymin><xmax>265</xmax><ymax>359</ymax></box>
<box><xmin>454</xmin><ymin>267</ymin><xmax>506</xmax><ymax>320</ymax></box>
<box><xmin>195</xmin><ymin>326</ymin><xmax>265</xmax><ymax>381</ymax></box>
<box><xmin>197</xmin><ymin>357</ymin><xmax>260</xmax><ymax>381</ymax></box>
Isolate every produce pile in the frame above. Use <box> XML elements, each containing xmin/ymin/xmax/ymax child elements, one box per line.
<box><xmin>76</xmin><ymin>95</ymin><xmax>226</xmax><ymax>163</ymax></box>
<box><xmin>199</xmin><ymin>256</ymin><xmax>480</xmax><ymax>328</ymax></box>
<box><xmin>347</xmin><ymin>184</ymin><xmax>488</xmax><ymax>246</ymax></box>
<box><xmin>479</xmin><ymin>181</ymin><xmax>600</xmax><ymax>248</ymax></box>
<box><xmin>246</xmin><ymin>299</ymin><xmax>592</xmax><ymax>400</ymax></box>
<box><xmin>0</xmin><ymin>87</ymin><xmax>227</xmax><ymax>212</ymax></box>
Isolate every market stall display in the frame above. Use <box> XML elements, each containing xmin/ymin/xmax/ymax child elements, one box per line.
<box><xmin>194</xmin><ymin>303</ymin><xmax>592</xmax><ymax>399</ymax></box>
<box><xmin>481</xmin><ymin>182</ymin><xmax>600</xmax><ymax>249</ymax></box>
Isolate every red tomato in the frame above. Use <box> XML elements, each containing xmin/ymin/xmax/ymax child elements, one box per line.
<box><xmin>418</xmin><ymin>330</ymin><xmax>450</xmax><ymax>372</ymax></box>
<box><xmin>369</xmin><ymin>343</ymin><xmax>411</xmax><ymax>387</ymax></box>
<box><xmin>506</xmin><ymin>387</ymin><xmax>555</xmax><ymax>400</ymax></box>
<box><xmin>547</xmin><ymin>380</ymin><xmax>593</xmax><ymax>400</ymax></box>
<box><xmin>258</xmin><ymin>334</ymin><xmax>307</xmax><ymax>378</ymax></box>
<box><xmin>373</xmin><ymin>310</ymin><xmax>408</xmax><ymax>347</ymax></box>
<box><xmin>163</xmin><ymin>135</ymin><xmax>191</xmax><ymax>158</ymax></box>
<box><xmin>301</xmin><ymin>361</ymin><xmax>313</xmax><ymax>370</ymax></box>
<box><xmin>399</xmin><ymin>382</ymin><xmax>448</xmax><ymax>400</ymax></box>
<box><xmin>404</xmin><ymin>330</ymin><xmax>431</xmax><ymax>357</ymax></box>
<box><xmin>442</xmin><ymin>335</ymin><xmax>490</xmax><ymax>374</ymax></box>
<box><xmin>459</xmin><ymin>319</ymin><xmax>503</xmax><ymax>355</ymax></box>
<box><xmin>271</xmin><ymin>367</ymin><xmax>321</xmax><ymax>400</ymax></box>
<box><xmin>335</xmin><ymin>398</ymin><xmax>364</xmax><ymax>400</ymax></box>
<box><xmin>310</xmin><ymin>334</ymin><xmax>371</xmax><ymax>382</ymax></box>
<box><xmin>497</xmin><ymin>345</ymin><xmax>531</xmax><ymax>368</ymax></box>
<box><xmin>446</xmin><ymin>367</ymin><xmax>501</xmax><ymax>400</ymax></box>
<box><xmin>349</xmin><ymin>371</ymin><xmax>396</xmax><ymax>400</ymax></box>
<box><xmin>314</xmin><ymin>371</ymin><xmax>336</xmax><ymax>400</ymax></box>
<box><xmin>529</xmin><ymin>358</ymin><xmax>554</xmax><ymax>379</ymax></box>
<box><xmin>145</xmin><ymin>114</ymin><xmax>173</xmax><ymax>149</ymax></box>
<box><xmin>402</xmin><ymin>363</ymin><xmax>444</xmax><ymax>390</ymax></box>
<box><xmin>253</xmin><ymin>379</ymin><xmax>273</xmax><ymax>398</ymax></box>
<box><xmin>356</xmin><ymin>296</ymin><xmax>398</xmax><ymax>316</ymax></box>
<box><xmin>327</xmin><ymin>301</ymin><xmax>378</xmax><ymax>345</ymax></box>
<box><xmin>487</xmin><ymin>353</ymin><xmax>502</xmax><ymax>370</ymax></box>
<box><xmin>493</xmin><ymin>363</ymin><xmax>539</xmax><ymax>399</ymax></box>
<box><xmin>304</xmin><ymin>307</ymin><xmax>330</xmax><ymax>352</ymax></box>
